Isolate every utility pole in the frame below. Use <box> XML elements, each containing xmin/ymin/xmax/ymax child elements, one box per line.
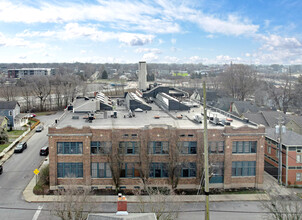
<box><xmin>277</xmin><ymin>119</ymin><xmax>284</xmax><ymax>185</ymax></box>
<box><xmin>203</xmin><ymin>80</ymin><xmax>210</xmax><ymax>220</ymax></box>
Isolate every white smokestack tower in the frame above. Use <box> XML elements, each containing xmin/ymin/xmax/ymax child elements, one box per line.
<box><xmin>138</xmin><ymin>61</ymin><xmax>147</xmax><ymax>91</ymax></box>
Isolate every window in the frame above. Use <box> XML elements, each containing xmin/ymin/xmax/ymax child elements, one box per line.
<box><xmin>57</xmin><ymin>163</ymin><xmax>83</xmax><ymax>178</ymax></box>
<box><xmin>210</xmin><ymin>162</ymin><xmax>224</xmax><ymax>183</ymax></box>
<box><xmin>149</xmin><ymin>163</ymin><xmax>168</xmax><ymax>178</ymax></box>
<box><xmin>181</xmin><ymin>163</ymin><xmax>196</xmax><ymax>177</ymax></box>
<box><xmin>267</xmin><ymin>145</ymin><xmax>271</xmax><ymax>154</ymax></box>
<box><xmin>209</xmin><ymin>142</ymin><xmax>224</xmax><ymax>154</ymax></box>
<box><xmin>120</xmin><ymin>163</ymin><xmax>140</xmax><ymax>178</ymax></box>
<box><xmin>57</xmin><ymin>142</ymin><xmax>83</xmax><ymax>154</ymax></box>
<box><xmin>9</xmin><ymin>110</ymin><xmax>13</xmax><ymax>116</ymax></box>
<box><xmin>91</xmin><ymin>141</ymin><xmax>111</xmax><ymax>154</ymax></box>
<box><xmin>91</xmin><ymin>162</ymin><xmax>112</xmax><ymax>178</ymax></box>
<box><xmin>123</xmin><ymin>134</ymin><xmax>129</xmax><ymax>137</ymax></box>
<box><xmin>232</xmin><ymin>161</ymin><xmax>256</xmax><ymax>176</ymax></box>
<box><xmin>119</xmin><ymin>142</ymin><xmax>140</xmax><ymax>154</ymax></box>
<box><xmin>131</xmin><ymin>134</ymin><xmax>138</xmax><ymax>137</ymax></box>
<box><xmin>232</xmin><ymin>141</ymin><xmax>257</xmax><ymax>154</ymax></box>
<box><xmin>296</xmin><ymin>173</ymin><xmax>301</xmax><ymax>182</ymax></box>
<box><xmin>178</xmin><ymin>142</ymin><xmax>197</xmax><ymax>154</ymax></box>
<box><xmin>296</xmin><ymin>155</ymin><xmax>302</xmax><ymax>163</ymax></box>
<box><xmin>148</xmin><ymin>142</ymin><xmax>169</xmax><ymax>154</ymax></box>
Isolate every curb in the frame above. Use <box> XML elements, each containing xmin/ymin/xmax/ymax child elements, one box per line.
<box><xmin>23</xmin><ymin>174</ymin><xmax>270</xmax><ymax>203</ymax></box>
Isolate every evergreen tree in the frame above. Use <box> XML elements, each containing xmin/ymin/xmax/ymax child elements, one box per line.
<box><xmin>101</xmin><ymin>70</ymin><xmax>108</xmax><ymax>79</ymax></box>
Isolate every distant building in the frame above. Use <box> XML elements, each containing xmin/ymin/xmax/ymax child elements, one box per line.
<box><xmin>7</xmin><ymin>68</ymin><xmax>55</xmax><ymax>78</ymax></box>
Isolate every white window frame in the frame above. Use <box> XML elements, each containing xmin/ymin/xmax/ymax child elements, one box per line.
<box><xmin>296</xmin><ymin>173</ymin><xmax>301</xmax><ymax>182</ymax></box>
<box><xmin>296</xmin><ymin>155</ymin><xmax>302</xmax><ymax>163</ymax></box>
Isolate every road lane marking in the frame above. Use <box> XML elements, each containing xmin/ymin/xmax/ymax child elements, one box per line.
<box><xmin>32</xmin><ymin>205</ymin><xmax>43</xmax><ymax>220</ymax></box>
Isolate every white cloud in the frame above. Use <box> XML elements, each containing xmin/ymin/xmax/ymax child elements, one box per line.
<box><xmin>189</xmin><ymin>56</ymin><xmax>207</xmax><ymax>63</ymax></box>
<box><xmin>142</xmin><ymin>52</ymin><xmax>159</xmax><ymax>62</ymax></box>
<box><xmin>250</xmin><ymin>34</ymin><xmax>302</xmax><ymax>64</ymax></box>
<box><xmin>155</xmin><ymin>1</ymin><xmax>258</xmax><ymax>36</ymax></box>
<box><xmin>0</xmin><ymin>0</ymin><xmax>179</xmax><ymax>34</ymax></box>
<box><xmin>118</xmin><ymin>33</ymin><xmax>154</xmax><ymax>46</ymax></box>
<box><xmin>135</xmin><ymin>48</ymin><xmax>161</xmax><ymax>54</ymax></box>
<box><xmin>171</xmin><ymin>38</ymin><xmax>176</xmax><ymax>44</ymax></box>
<box><xmin>0</xmin><ymin>32</ymin><xmax>45</xmax><ymax>48</ymax></box>
<box><xmin>18</xmin><ymin>23</ymin><xmax>155</xmax><ymax>46</ymax></box>
<box><xmin>0</xmin><ymin>0</ymin><xmax>258</xmax><ymax>36</ymax></box>
<box><xmin>163</xmin><ymin>56</ymin><xmax>180</xmax><ymax>63</ymax></box>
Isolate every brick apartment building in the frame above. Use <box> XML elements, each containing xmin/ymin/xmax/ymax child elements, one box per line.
<box><xmin>48</xmin><ymin>91</ymin><xmax>265</xmax><ymax>191</ymax></box>
<box><xmin>265</xmin><ymin>128</ymin><xmax>302</xmax><ymax>186</ymax></box>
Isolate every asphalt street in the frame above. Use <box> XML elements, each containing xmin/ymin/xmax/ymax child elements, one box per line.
<box><xmin>0</xmin><ymin>111</ymin><xmax>269</xmax><ymax>220</ymax></box>
<box><xmin>0</xmin><ymin>112</ymin><xmax>62</xmax><ymax>220</ymax></box>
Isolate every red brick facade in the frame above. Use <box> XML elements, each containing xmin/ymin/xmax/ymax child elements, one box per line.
<box><xmin>48</xmin><ymin>125</ymin><xmax>265</xmax><ymax>190</ymax></box>
<box><xmin>265</xmin><ymin>138</ymin><xmax>302</xmax><ymax>186</ymax></box>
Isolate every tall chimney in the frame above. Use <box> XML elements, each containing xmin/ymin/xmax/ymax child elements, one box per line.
<box><xmin>138</xmin><ymin>61</ymin><xmax>147</xmax><ymax>91</ymax></box>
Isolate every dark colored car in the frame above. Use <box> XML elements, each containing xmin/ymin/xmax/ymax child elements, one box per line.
<box><xmin>40</xmin><ymin>146</ymin><xmax>49</xmax><ymax>156</ymax></box>
<box><xmin>0</xmin><ymin>165</ymin><xmax>3</xmax><ymax>175</ymax></box>
<box><xmin>14</xmin><ymin>142</ymin><xmax>27</xmax><ymax>153</ymax></box>
<box><xmin>36</xmin><ymin>125</ymin><xmax>43</xmax><ymax>132</ymax></box>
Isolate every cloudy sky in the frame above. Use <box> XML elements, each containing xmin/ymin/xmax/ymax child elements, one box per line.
<box><xmin>0</xmin><ymin>0</ymin><xmax>302</xmax><ymax>64</ymax></box>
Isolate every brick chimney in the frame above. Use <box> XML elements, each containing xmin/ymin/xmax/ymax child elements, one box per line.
<box><xmin>116</xmin><ymin>193</ymin><xmax>128</xmax><ymax>216</ymax></box>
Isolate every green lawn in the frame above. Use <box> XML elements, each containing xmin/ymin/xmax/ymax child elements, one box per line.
<box><xmin>0</xmin><ymin>143</ymin><xmax>12</xmax><ymax>152</ymax></box>
<box><xmin>7</xmin><ymin>130</ymin><xmax>26</xmax><ymax>136</ymax></box>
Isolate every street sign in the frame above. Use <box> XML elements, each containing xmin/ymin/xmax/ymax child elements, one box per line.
<box><xmin>33</xmin><ymin>169</ymin><xmax>39</xmax><ymax>175</ymax></box>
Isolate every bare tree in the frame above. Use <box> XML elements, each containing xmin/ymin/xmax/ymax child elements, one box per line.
<box><xmin>138</xmin><ymin>140</ymin><xmax>150</xmax><ymax>191</ymax></box>
<box><xmin>219</xmin><ymin>64</ymin><xmax>257</xmax><ymax>101</ymax></box>
<box><xmin>50</xmin><ymin>183</ymin><xmax>96</xmax><ymax>220</ymax></box>
<box><xmin>61</xmin><ymin>75</ymin><xmax>81</xmax><ymax>107</ymax></box>
<box><xmin>0</xmin><ymin>84</ymin><xmax>16</xmax><ymax>101</ymax></box>
<box><xmin>266</xmin><ymin>73</ymin><xmax>295</xmax><ymax>113</ymax></box>
<box><xmin>261</xmin><ymin>184</ymin><xmax>302</xmax><ymax>220</ymax></box>
<box><xmin>19</xmin><ymin>81</ymin><xmax>33</xmax><ymax>112</ymax></box>
<box><xmin>135</xmin><ymin>184</ymin><xmax>180</xmax><ymax>220</ymax></box>
<box><xmin>31</xmin><ymin>76</ymin><xmax>51</xmax><ymax>111</ymax></box>
<box><xmin>108</xmin><ymin>138</ymin><xmax>124</xmax><ymax>192</ymax></box>
<box><xmin>169</xmin><ymin>142</ymin><xmax>181</xmax><ymax>191</ymax></box>
<box><xmin>50</xmin><ymin>75</ymin><xmax>64</xmax><ymax>110</ymax></box>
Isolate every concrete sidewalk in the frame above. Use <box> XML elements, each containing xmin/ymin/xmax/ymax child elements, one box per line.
<box><xmin>23</xmin><ymin>169</ymin><xmax>270</xmax><ymax>203</ymax></box>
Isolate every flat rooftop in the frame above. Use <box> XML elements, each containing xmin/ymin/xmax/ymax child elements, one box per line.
<box><xmin>53</xmin><ymin>98</ymin><xmax>259</xmax><ymax>130</ymax></box>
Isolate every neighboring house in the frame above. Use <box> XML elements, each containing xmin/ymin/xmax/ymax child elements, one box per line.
<box><xmin>0</xmin><ymin>101</ymin><xmax>27</xmax><ymax>129</ymax></box>
<box><xmin>243</xmin><ymin>111</ymin><xmax>302</xmax><ymax>136</ymax></box>
<box><xmin>230</xmin><ymin>101</ymin><xmax>260</xmax><ymax>117</ymax></box>
<box><xmin>0</xmin><ymin>116</ymin><xmax>9</xmax><ymax>131</ymax></box>
<box><xmin>265</xmin><ymin>128</ymin><xmax>302</xmax><ymax>186</ymax></box>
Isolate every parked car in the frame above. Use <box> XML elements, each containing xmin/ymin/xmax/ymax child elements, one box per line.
<box><xmin>40</xmin><ymin>146</ymin><xmax>49</xmax><ymax>156</ymax></box>
<box><xmin>14</xmin><ymin>142</ymin><xmax>27</xmax><ymax>153</ymax></box>
<box><xmin>30</xmin><ymin>114</ymin><xmax>36</xmax><ymax>117</ymax></box>
<box><xmin>36</xmin><ymin>125</ymin><xmax>43</xmax><ymax>132</ymax></box>
<box><xmin>0</xmin><ymin>164</ymin><xmax>3</xmax><ymax>175</ymax></box>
